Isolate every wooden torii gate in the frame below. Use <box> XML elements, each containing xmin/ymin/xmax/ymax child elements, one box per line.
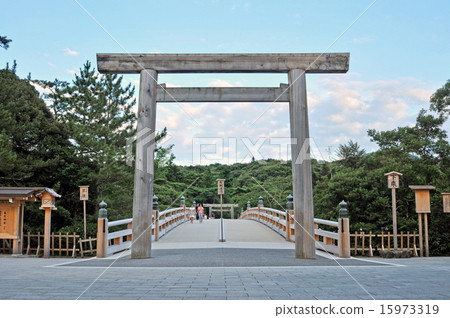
<box><xmin>97</xmin><ymin>53</ymin><xmax>349</xmax><ymax>259</ymax></box>
<box><xmin>203</xmin><ymin>203</ymin><xmax>239</xmax><ymax>219</ymax></box>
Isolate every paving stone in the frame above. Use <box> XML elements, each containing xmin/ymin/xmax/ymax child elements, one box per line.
<box><xmin>0</xmin><ymin>246</ymin><xmax>449</xmax><ymax>300</ymax></box>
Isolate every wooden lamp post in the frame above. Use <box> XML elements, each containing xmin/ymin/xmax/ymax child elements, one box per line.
<box><xmin>79</xmin><ymin>186</ymin><xmax>89</xmax><ymax>240</ymax></box>
<box><xmin>217</xmin><ymin>179</ymin><xmax>225</xmax><ymax>242</ymax></box>
<box><xmin>409</xmin><ymin>185</ymin><xmax>435</xmax><ymax>257</ymax></box>
<box><xmin>384</xmin><ymin>171</ymin><xmax>402</xmax><ymax>250</ymax></box>
<box><xmin>38</xmin><ymin>189</ymin><xmax>61</xmax><ymax>258</ymax></box>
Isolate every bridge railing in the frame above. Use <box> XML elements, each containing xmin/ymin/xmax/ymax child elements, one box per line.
<box><xmin>154</xmin><ymin>206</ymin><xmax>188</xmax><ymax>241</ymax></box>
<box><xmin>313</xmin><ymin>218</ymin><xmax>340</xmax><ymax>256</ymax></box>
<box><xmin>106</xmin><ymin>217</ymin><xmax>133</xmax><ymax>256</ymax></box>
<box><xmin>96</xmin><ymin>197</ymin><xmax>189</xmax><ymax>258</ymax></box>
<box><xmin>242</xmin><ymin>207</ymin><xmax>289</xmax><ymax>238</ymax></box>
<box><xmin>240</xmin><ymin>196</ymin><xmax>351</xmax><ymax>258</ymax></box>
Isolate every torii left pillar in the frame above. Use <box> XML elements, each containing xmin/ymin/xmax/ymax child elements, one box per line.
<box><xmin>289</xmin><ymin>69</ymin><xmax>315</xmax><ymax>259</ymax></box>
<box><xmin>131</xmin><ymin>69</ymin><xmax>158</xmax><ymax>259</ymax></box>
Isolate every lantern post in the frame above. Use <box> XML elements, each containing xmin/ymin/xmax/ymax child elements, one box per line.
<box><xmin>217</xmin><ymin>179</ymin><xmax>225</xmax><ymax>242</ymax></box>
<box><xmin>384</xmin><ymin>171</ymin><xmax>402</xmax><ymax>250</ymax></box>
<box><xmin>79</xmin><ymin>186</ymin><xmax>89</xmax><ymax>240</ymax></box>
<box><xmin>39</xmin><ymin>189</ymin><xmax>61</xmax><ymax>258</ymax></box>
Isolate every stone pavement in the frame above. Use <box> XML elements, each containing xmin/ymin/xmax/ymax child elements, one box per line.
<box><xmin>0</xmin><ymin>219</ymin><xmax>449</xmax><ymax>300</ymax></box>
<box><xmin>0</xmin><ymin>255</ymin><xmax>449</xmax><ymax>300</ymax></box>
<box><xmin>58</xmin><ymin>248</ymin><xmax>388</xmax><ymax>268</ymax></box>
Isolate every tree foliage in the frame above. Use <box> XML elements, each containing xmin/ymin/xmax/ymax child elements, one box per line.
<box><xmin>430</xmin><ymin>79</ymin><xmax>450</xmax><ymax>115</ymax></box>
<box><xmin>37</xmin><ymin>61</ymin><xmax>138</xmax><ymax>223</ymax></box>
<box><xmin>336</xmin><ymin>140</ymin><xmax>366</xmax><ymax>168</ymax></box>
<box><xmin>0</xmin><ymin>35</ymin><xmax>12</xmax><ymax>50</ymax></box>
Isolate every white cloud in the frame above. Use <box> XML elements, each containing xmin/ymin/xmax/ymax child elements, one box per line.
<box><xmin>208</xmin><ymin>79</ymin><xmax>234</xmax><ymax>87</ymax></box>
<box><xmin>330</xmin><ymin>114</ymin><xmax>346</xmax><ymax>123</ymax></box>
<box><xmin>306</xmin><ymin>75</ymin><xmax>435</xmax><ymax>156</ymax></box>
<box><xmin>31</xmin><ymin>82</ymin><xmax>51</xmax><ymax>96</ymax></box>
<box><xmin>151</xmin><ymin>74</ymin><xmax>436</xmax><ymax>165</ymax></box>
<box><xmin>64</xmin><ymin>48</ymin><xmax>79</xmax><ymax>56</ymax></box>
<box><xmin>165</xmin><ymin>83</ymin><xmax>181</xmax><ymax>88</ymax></box>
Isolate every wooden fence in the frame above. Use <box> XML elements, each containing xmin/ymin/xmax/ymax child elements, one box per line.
<box><xmin>0</xmin><ymin>232</ymin><xmax>80</xmax><ymax>257</ymax></box>
<box><xmin>79</xmin><ymin>237</ymin><xmax>97</xmax><ymax>257</ymax></box>
<box><xmin>350</xmin><ymin>231</ymin><xmax>420</xmax><ymax>256</ymax></box>
<box><xmin>0</xmin><ymin>238</ymin><xmax>12</xmax><ymax>254</ymax></box>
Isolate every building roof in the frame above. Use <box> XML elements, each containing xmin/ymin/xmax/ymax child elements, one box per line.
<box><xmin>384</xmin><ymin>171</ymin><xmax>403</xmax><ymax>176</ymax></box>
<box><xmin>0</xmin><ymin>187</ymin><xmax>61</xmax><ymax>201</ymax></box>
<box><xmin>408</xmin><ymin>185</ymin><xmax>436</xmax><ymax>191</ymax></box>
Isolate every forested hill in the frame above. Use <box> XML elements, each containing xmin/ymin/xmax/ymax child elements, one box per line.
<box><xmin>154</xmin><ymin>159</ymin><xmax>293</xmax><ymax>213</ymax></box>
<box><xmin>157</xmin><ymin>152</ymin><xmax>448</xmax><ymax>248</ymax></box>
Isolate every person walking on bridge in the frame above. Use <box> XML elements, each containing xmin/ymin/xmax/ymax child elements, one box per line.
<box><xmin>198</xmin><ymin>204</ymin><xmax>204</xmax><ymax>223</ymax></box>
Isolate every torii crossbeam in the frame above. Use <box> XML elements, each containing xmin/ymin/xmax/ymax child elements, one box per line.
<box><xmin>96</xmin><ymin>53</ymin><xmax>350</xmax><ymax>259</ymax></box>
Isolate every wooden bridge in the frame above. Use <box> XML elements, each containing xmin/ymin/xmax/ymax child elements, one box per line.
<box><xmin>96</xmin><ymin>197</ymin><xmax>351</xmax><ymax>259</ymax></box>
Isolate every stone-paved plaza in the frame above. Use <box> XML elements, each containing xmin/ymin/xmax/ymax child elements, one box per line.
<box><xmin>1</xmin><ymin>251</ymin><xmax>449</xmax><ymax>300</ymax></box>
<box><xmin>1</xmin><ymin>220</ymin><xmax>449</xmax><ymax>300</ymax></box>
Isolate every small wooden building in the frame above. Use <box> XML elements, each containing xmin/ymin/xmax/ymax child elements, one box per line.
<box><xmin>0</xmin><ymin>187</ymin><xmax>61</xmax><ymax>256</ymax></box>
<box><xmin>443</xmin><ymin>193</ymin><xmax>450</xmax><ymax>213</ymax></box>
<box><xmin>409</xmin><ymin>185</ymin><xmax>435</xmax><ymax>213</ymax></box>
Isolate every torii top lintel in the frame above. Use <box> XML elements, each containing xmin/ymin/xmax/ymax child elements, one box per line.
<box><xmin>96</xmin><ymin>53</ymin><xmax>349</xmax><ymax>74</ymax></box>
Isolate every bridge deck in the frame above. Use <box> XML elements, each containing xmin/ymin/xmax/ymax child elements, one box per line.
<box><xmin>155</xmin><ymin>219</ymin><xmax>291</xmax><ymax>250</ymax></box>
<box><xmin>79</xmin><ymin>218</ymin><xmax>362</xmax><ymax>267</ymax></box>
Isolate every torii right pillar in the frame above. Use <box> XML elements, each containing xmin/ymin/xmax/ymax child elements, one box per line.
<box><xmin>289</xmin><ymin>69</ymin><xmax>315</xmax><ymax>259</ymax></box>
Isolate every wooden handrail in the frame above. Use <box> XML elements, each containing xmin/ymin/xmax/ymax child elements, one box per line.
<box><xmin>108</xmin><ymin>218</ymin><xmax>133</xmax><ymax>227</ymax></box>
<box><xmin>260</xmin><ymin>207</ymin><xmax>287</xmax><ymax>217</ymax></box>
<box><xmin>97</xmin><ymin>205</ymin><xmax>188</xmax><ymax>258</ymax></box>
<box><xmin>314</xmin><ymin>218</ymin><xmax>338</xmax><ymax>227</ymax></box>
<box><xmin>240</xmin><ymin>206</ymin><xmax>349</xmax><ymax>258</ymax></box>
<box><xmin>159</xmin><ymin>207</ymin><xmax>184</xmax><ymax>216</ymax></box>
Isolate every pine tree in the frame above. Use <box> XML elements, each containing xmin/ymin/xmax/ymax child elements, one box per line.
<box><xmin>44</xmin><ymin>61</ymin><xmax>137</xmax><ymax>220</ymax></box>
<box><xmin>0</xmin><ymin>68</ymin><xmax>72</xmax><ymax>186</ymax></box>
<box><xmin>0</xmin><ymin>35</ymin><xmax>12</xmax><ymax>50</ymax></box>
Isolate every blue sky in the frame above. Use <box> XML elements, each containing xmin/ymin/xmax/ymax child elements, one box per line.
<box><xmin>2</xmin><ymin>0</ymin><xmax>449</xmax><ymax>164</ymax></box>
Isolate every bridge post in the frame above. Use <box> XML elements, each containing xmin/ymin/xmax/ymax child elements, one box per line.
<box><xmin>131</xmin><ymin>69</ymin><xmax>158</xmax><ymax>259</ymax></box>
<box><xmin>314</xmin><ymin>223</ymin><xmax>319</xmax><ymax>241</ymax></box>
<box><xmin>153</xmin><ymin>195</ymin><xmax>159</xmax><ymax>241</ymax></box>
<box><xmin>258</xmin><ymin>196</ymin><xmax>263</xmax><ymax>222</ymax></box>
<box><xmin>180</xmin><ymin>196</ymin><xmax>186</xmax><ymax>221</ymax></box>
<box><xmin>96</xmin><ymin>201</ymin><xmax>108</xmax><ymax>258</ymax></box>
<box><xmin>338</xmin><ymin>201</ymin><xmax>351</xmax><ymax>258</ymax></box>
<box><xmin>289</xmin><ymin>69</ymin><xmax>315</xmax><ymax>259</ymax></box>
<box><xmin>286</xmin><ymin>195</ymin><xmax>293</xmax><ymax>241</ymax></box>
